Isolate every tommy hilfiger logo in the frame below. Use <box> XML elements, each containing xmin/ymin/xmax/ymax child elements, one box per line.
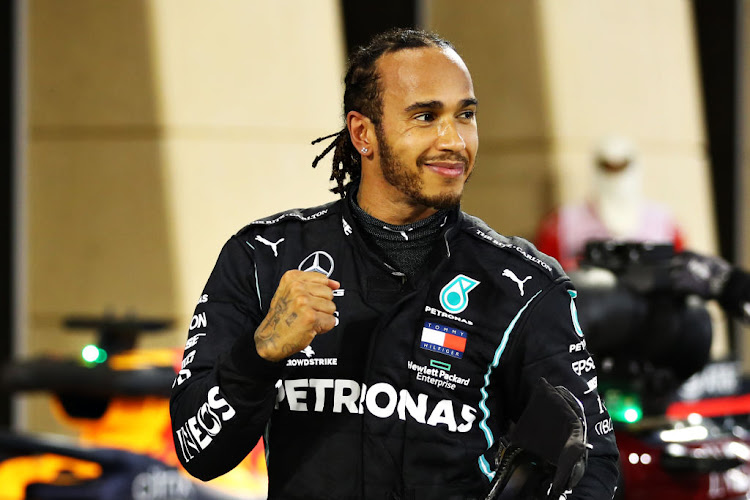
<box><xmin>420</xmin><ymin>322</ymin><xmax>468</xmax><ymax>359</ymax></box>
<box><xmin>439</xmin><ymin>275</ymin><xmax>479</xmax><ymax>314</ymax></box>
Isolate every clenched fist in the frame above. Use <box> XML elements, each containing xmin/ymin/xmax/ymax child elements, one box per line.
<box><xmin>254</xmin><ymin>270</ymin><xmax>339</xmax><ymax>362</ymax></box>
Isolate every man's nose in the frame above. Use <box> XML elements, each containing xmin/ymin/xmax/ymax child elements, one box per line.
<box><xmin>435</xmin><ymin>119</ymin><xmax>466</xmax><ymax>151</ymax></box>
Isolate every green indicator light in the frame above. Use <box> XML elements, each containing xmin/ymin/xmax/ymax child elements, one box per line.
<box><xmin>81</xmin><ymin>344</ymin><xmax>108</xmax><ymax>364</ymax></box>
<box><xmin>430</xmin><ymin>360</ymin><xmax>451</xmax><ymax>371</ymax></box>
<box><xmin>95</xmin><ymin>348</ymin><xmax>108</xmax><ymax>363</ymax></box>
<box><xmin>623</xmin><ymin>408</ymin><xmax>641</xmax><ymax>423</ymax></box>
<box><xmin>82</xmin><ymin>345</ymin><xmax>99</xmax><ymax>363</ymax></box>
<box><xmin>603</xmin><ymin>388</ymin><xmax>643</xmax><ymax>424</ymax></box>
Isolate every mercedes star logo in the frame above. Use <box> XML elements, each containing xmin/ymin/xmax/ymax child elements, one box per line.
<box><xmin>298</xmin><ymin>251</ymin><xmax>335</xmax><ymax>278</ymax></box>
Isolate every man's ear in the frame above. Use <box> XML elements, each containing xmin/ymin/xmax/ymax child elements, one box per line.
<box><xmin>346</xmin><ymin>111</ymin><xmax>375</xmax><ymax>157</ymax></box>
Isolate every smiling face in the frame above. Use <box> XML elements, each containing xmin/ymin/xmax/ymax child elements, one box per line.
<box><xmin>363</xmin><ymin>46</ymin><xmax>478</xmax><ymax>215</ymax></box>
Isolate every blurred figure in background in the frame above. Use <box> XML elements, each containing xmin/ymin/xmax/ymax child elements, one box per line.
<box><xmin>535</xmin><ymin>135</ymin><xmax>685</xmax><ymax>269</ymax></box>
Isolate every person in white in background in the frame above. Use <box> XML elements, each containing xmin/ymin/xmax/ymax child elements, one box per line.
<box><xmin>535</xmin><ymin>135</ymin><xmax>685</xmax><ymax>270</ymax></box>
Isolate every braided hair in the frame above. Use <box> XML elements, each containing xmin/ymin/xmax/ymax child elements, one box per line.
<box><xmin>312</xmin><ymin>28</ymin><xmax>455</xmax><ymax>197</ymax></box>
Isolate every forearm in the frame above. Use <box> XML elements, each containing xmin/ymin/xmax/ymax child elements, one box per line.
<box><xmin>511</xmin><ymin>280</ymin><xmax>620</xmax><ymax>497</ymax></box>
<box><xmin>170</xmin><ymin>331</ymin><xmax>282</xmax><ymax>480</ymax></box>
<box><xmin>169</xmin><ymin>236</ymin><xmax>282</xmax><ymax>480</ymax></box>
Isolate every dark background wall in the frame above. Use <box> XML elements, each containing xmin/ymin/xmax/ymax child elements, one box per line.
<box><xmin>341</xmin><ymin>0</ymin><xmax>417</xmax><ymax>56</ymax></box>
<box><xmin>692</xmin><ymin>0</ymin><xmax>740</xmax><ymax>263</ymax></box>
<box><xmin>1</xmin><ymin>0</ymin><xmax>16</xmax><ymax>428</ymax></box>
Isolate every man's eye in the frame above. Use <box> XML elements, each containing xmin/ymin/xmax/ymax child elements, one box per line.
<box><xmin>459</xmin><ymin>110</ymin><xmax>476</xmax><ymax>120</ymax></box>
<box><xmin>415</xmin><ymin>113</ymin><xmax>434</xmax><ymax>122</ymax></box>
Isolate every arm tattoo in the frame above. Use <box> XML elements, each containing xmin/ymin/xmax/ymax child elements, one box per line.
<box><xmin>255</xmin><ymin>287</ymin><xmax>296</xmax><ymax>359</ymax></box>
<box><xmin>285</xmin><ymin>312</ymin><xmax>298</xmax><ymax>326</ymax></box>
<box><xmin>264</xmin><ymin>290</ymin><xmax>290</xmax><ymax>331</ymax></box>
<box><xmin>281</xmin><ymin>343</ymin><xmax>301</xmax><ymax>357</ymax></box>
<box><xmin>254</xmin><ymin>323</ymin><xmax>279</xmax><ymax>358</ymax></box>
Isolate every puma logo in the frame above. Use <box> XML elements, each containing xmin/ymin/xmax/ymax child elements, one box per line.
<box><xmin>255</xmin><ymin>235</ymin><xmax>285</xmax><ymax>257</ymax></box>
<box><xmin>502</xmin><ymin>269</ymin><xmax>531</xmax><ymax>296</ymax></box>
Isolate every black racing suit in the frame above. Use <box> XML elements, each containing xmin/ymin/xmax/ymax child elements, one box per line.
<box><xmin>169</xmin><ymin>195</ymin><xmax>619</xmax><ymax>499</ymax></box>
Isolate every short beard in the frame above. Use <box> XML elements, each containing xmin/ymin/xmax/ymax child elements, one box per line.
<box><xmin>376</xmin><ymin>125</ymin><xmax>466</xmax><ymax>210</ymax></box>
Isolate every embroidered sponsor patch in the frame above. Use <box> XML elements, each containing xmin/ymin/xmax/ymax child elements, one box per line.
<box><xmin>439</xmin><ymin>275</ymin><xmax>479</xmax><ymax>314</ymax></box>
<box><xmin>420</xmin><ymin>322</ymin><xmax>467</xmax><ymax>359</ymax></box>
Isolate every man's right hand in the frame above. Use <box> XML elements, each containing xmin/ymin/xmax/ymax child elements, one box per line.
<box><xmin>254</xmin><ymin>270</ymin><xmax>340</xmax><ymax>362</ymax></box>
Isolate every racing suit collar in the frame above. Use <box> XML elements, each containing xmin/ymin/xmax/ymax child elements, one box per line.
<box><xmin>342</xmin><ymin>183</ymin><xmax>461</xmax><ymax>236</ymax></box>
<box><xmin>340</xmin><ymin>184</ymin><xmax>462</xmax><ymax>286</ymax></box>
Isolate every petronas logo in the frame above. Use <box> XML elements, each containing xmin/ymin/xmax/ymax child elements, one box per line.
<box><xmin>568</xmin><ymin>289</ymin><xmax>584</xmax><ymax>337</ymax></box>
<box><xmin>439</xmin><ymin>275</ymin><xmax>480</xmax><ymax>314</ymax></box>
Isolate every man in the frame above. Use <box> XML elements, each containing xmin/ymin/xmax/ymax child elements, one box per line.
<box><xmin>170</xmin><ymin>29</ymin><xmax>619</xmax><ymax>499</ymax></box>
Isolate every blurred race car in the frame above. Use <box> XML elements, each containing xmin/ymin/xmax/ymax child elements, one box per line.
<box><xmin>0</xmin><ymin>316</ymin><xmax>267</xmax><ymax>500</ymax></box>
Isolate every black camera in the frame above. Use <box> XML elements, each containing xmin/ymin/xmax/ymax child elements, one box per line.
<box><xmin>569</xmin><ymin>241</ymin><xmax>713</xmax><ymax>411</ymax></box>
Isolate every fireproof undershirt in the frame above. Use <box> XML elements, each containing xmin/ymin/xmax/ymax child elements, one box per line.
<box><xmin>349</xmin><ymin>191</ymin><xmax>448</xmax><ymax>281</ymax></box>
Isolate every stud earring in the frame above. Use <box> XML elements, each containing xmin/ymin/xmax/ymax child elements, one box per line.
<box><xmin>361</xmin><ymin>147</ymin><xmax>368</xmax><ymax>154</ymax></box>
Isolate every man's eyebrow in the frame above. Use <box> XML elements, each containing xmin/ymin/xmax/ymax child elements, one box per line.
<box><xmin>404</xmin><ymin>98</ymin><xmax>478</xmax><ymax>114</ymax></box>
<box><xmin>404</xmin><ymin>100</ymin><xmax>443</xmax><ymax>113</ymax></box>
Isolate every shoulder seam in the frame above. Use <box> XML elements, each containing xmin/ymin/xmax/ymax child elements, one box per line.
<box><xmin>459</xmin><ymin>215</ymin><xmax>564</xmax><ymax>278</ymax></box>
<box><xmin>240</xmin><ymin>200</ymin><xmax>340</xmax><ymax>231</ymax></box>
